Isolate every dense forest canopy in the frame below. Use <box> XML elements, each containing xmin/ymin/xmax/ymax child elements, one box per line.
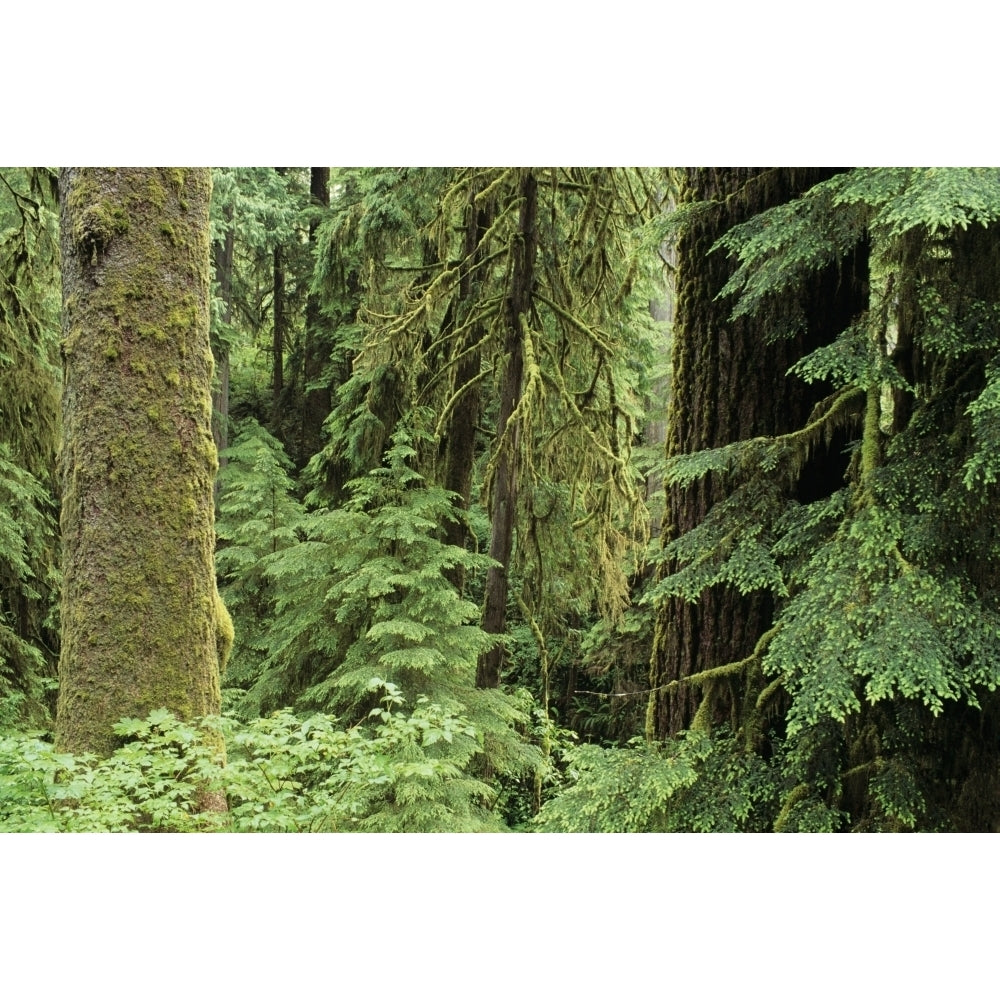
<box><xmin>3</xmin><ymin>165</ymin><xmax>1000</xmax><ymax>832</ymax></box>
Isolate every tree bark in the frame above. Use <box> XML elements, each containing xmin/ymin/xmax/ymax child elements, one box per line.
<box><xmin>297</xmin><ymin>166</ymin><xmax>332</xmax><ymax>466</ymax></box>
<box><xmin>649</xmin><ymin>168</ymin><xmax>867</xmax><ymax>739</ymax></box>
<box><xmin>477</xmin><ymin>170</ymin><xmax>537</xmax><ymax>688</ymax></box>
<box><xmin>211</xmin><ymin>208</ymin><xmax>234</xmax><ymax>503</ymax></box>
<box><xmin>645</xmin><ymin>260</ymin><xmax>673</xmax><ymax>542</ymax></box>
<box><xmin>56</xmin><ymin>167</ymin><xmax>232</xmax><ymax>756</ymax></box>
<box><xmin>272</xmin><ymin>254</ymin><xmax>285</xmax><ymax>418</ymax></box>
<box><xmin>443</xmin><ymin>180</ymin><xmax>492</xmax><ymax>594</ymax></box>
<box><xmin>271</xmin><ymin>167</ymin><xmax>288</xmax><ymax>431</ymax></box>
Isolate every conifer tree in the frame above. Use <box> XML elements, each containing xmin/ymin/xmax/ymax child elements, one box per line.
<box><xmin>478</xmin><ymin>169</ymin><xmax>538</xmax><ymax>687</ymax></box>
<box><xmin>55</xmin><ymin>168</ymin><xmax>232</xmax><ymax>756</ymax></box>
<box><xmin>644</xmin><ymin>167</ymin><xmax>1000</xmax><ymax>830</ymax></box>
<box><xmin>648</xmin><ymin>168</ymin><xmax>868</xmax><ymax>739</ymax></box>
<box><xmin>296</xmin><ymin>166</ymin><xmax>333</xmax><ymax>464</ymax></box>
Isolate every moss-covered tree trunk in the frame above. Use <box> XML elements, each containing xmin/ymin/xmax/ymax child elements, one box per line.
<box><xmin>477</xmin><ymin>170</ymin><xmax>537</xmax><ymax>688</ymax></box>
<box><xmin>56</xmin><ymin>167</ymin><xmax>232</xmax><ymax>756</ymax></box>
<box><xmin>649</xmin><ymin>167</ymin><xmax>867</xmax><ymax>740</ymax></box>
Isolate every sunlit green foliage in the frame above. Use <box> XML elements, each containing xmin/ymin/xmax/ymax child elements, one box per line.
<box><xmin>219</xmin><ymin>418</ymin><xmax>500</xmax><ymax>718</ymax></box>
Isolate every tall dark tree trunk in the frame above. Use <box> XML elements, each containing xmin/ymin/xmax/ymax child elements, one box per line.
<box><xmin>271</xmin><ymin>167</ymin><xmax>288</xmax><ymax>431</ymax></box>
<box><xmin>649</xmin><ymin>168</ymin><xmax>867</xmax><ymax>739</ymax></box>
<box><xmin>56</xmin><ymin>168</ymin><xmax>232</xmax><ymax>757</ymax></box>
<box><xmin>477</xmin><ymin>170</ymin><xmax>537</xmax><ymax>689</ymax></box>
<box><xmin>298</xmin><ymin>166</ymin><xmax>332</xmax><ymax>466</ymax></box>
<box><xmin>443</xmin><ymin>182</ymin><xmax>492</xmax><ymax>594</ymax></box>
<box><xmin>211</xmin><ymin>208</ymin><xmax>234</xmax><ymax>503</ymax></box>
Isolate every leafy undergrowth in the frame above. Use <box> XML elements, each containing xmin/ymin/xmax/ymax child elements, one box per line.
<box><xmin>0</xmin><ymin>683</ymin><xmax>524</xmax><ymax>832</ymax></box>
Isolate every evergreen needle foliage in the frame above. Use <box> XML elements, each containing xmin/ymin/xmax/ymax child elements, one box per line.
<box><xmin>643</xmin><ymin>167</ymin><xmax>1000</xmax><ymax>830</ymax></box>
<box><xmin>219</xmin><ymin>418</ymin><xmax>501</xmax><ymax>718</ymax></box>
<box><xmin>0</xmin><ymin>444</ymin><xmax>57</xmax><ymax>710</ymax></box>
<box><xmin>216</xmin><ymin>416</ymin><xmax>547</xmax><ymax>816</ymax></box>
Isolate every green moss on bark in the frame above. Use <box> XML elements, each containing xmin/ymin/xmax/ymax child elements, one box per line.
<box><xmin>56</xmin><ymin>168</ymin><xmax>230</xmax><ymax>757</ymax></box>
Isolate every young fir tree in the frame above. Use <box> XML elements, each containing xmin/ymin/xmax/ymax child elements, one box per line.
<box><xmin>56</xmin><ymin>168</ymin><xmax>233</xmax><ymax>757</ymax></box>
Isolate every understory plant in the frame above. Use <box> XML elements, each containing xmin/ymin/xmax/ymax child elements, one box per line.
<box><xmin>0</xmin><ymin>686</ymin><xmax>510</xmax><ymax>832</ymax></box>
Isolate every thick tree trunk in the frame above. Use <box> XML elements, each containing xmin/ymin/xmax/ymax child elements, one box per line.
<box><xmin>649</xmin><ymin>168</ymin><xmax>867</xmax><ymax>739</ymax></box>
<box><xmin>56</xmin><ymin>168</ymin><xmax>232</xmax><ymax>756</ymax></box>
<box><xmin>477</xmin><ymin>170</ymin><xmax>537</xmax><ymax>688</ymax></box>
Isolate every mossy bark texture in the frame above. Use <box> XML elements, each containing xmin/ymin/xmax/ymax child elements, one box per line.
<box><xmin>56</xmin><ymin>168</ymin><xmax>230</xmax><ymax>756</ymax></box>
<box><xmin>443</xmin><ymin>181</ymin><xmax>492</xmax><ymax>595</ymax></box>
<box><xmin>477</xmin><ymin>169</ymin><xmax>537</xmax><ymax>688</ymax></box>
<box><xmin>649</xmin><ymin>168</ymin><xmax>867</xmax><ymax>739</ymax></box>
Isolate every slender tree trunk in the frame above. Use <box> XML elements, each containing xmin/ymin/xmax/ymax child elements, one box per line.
<box><xmin>56</xmin><ymin>167</ymin><xmax>232</xmax><ymax>756</ymax></box>
<box><xmin>212</xmin><ymin>211</ymin><xmax>234</xmax><ymax>503</ymax></box>
<box><xmin>477</xmin><ymin>170</ymin><xmax>537</xmax><ymax>688</ymax></box>
<box><xmin>296</xmin><ymin>166</ymin><xmax>332</xmax><ymax>466</ymax></box>
<box><xmin>271</xmin><ymin>167</ymin><xmax>288</xmax><ymax>431</ymax></box>
<box><xmin>649</xmin><ymin>168</ymin><xmax>867</xmax><ymax>739</ymax></box>
<box><xmin>443</xmin><ymin>181</ymin><xmax>492</xmax><ymax>593</ymax></box>
<box><xmin>272</xmin><ymin>251</ymin><xmax>285</xmax><ymax>420</ymax></box>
